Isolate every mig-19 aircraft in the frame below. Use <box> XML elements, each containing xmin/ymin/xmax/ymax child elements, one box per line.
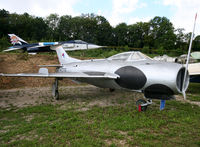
<box><xmin>3</xmin><ymin>34</ymin><xmax>103</xmax><ymax>53</ymax></box>
<box><xmin>0</xmin><ymin>45</ymin><xmax>189</xmax><ymax>111</ymax></box>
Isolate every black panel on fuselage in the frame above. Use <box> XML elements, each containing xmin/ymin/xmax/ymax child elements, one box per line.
<box><xmin>115</xmin><ymin>66</ymin><xmax>147</xmax><ymax>90</ymax></box>
<box><xmin>144</xmin><ymin>84</ymin><xmax>174</xmax><ymax>100</ymax></box>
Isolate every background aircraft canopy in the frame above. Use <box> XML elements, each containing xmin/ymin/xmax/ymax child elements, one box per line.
<box><xmin>66</xmin><ymin>40</ymin><xmax>89</xmax><ymax>44</ymax></box>
<box><xmin>108</xmin><ymin>51</ymin><xmax>152</xmax><ymax>61</ymax></box>
<box><xmin>191</xmin><ymin>51</ymin><xmax>200</xmax><ymax>59</ymax></box>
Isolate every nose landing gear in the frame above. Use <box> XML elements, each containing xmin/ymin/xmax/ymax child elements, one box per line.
<box><xmin>136</xmin><ymin>99</ymin><xmax>152</xmax><ymax>111</ymax></box>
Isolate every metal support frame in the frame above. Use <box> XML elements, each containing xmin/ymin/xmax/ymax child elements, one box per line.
<box><xmin>140</xmin><ymin>99</ymin><xmax>152</xmax><ymax>107</ymax></box>
<box><xmin>52</xmin><ymin>78</ymin><xmax>59</xmax><ymax>100</ymax></box>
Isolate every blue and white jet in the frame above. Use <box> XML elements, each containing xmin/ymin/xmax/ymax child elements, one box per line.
<box><xmin>3</xmin><ymin>34</ymin><xmax>104</xmax><ymax>53</ymax></box>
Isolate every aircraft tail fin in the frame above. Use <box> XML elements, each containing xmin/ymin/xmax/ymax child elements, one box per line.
<box><xmin>8</xmin><ymin>34</ymin><xmax>28</xmax><ymax>45</ymax></box>
<box><xmin>51</xmin><ymin>45</ymin><xmax>81</xmax><ymax>65</ymax></box>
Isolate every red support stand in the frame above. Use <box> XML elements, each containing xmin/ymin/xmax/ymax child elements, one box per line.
<box><xmin>138</xmin><ymin>105</ymin><xmax>141</xmax><ymax>112</ymax></box>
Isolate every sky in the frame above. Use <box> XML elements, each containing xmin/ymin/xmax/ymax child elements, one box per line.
<box><xmin>1</xmin><ymin>0</ymin><xmax>200</xmax><ymax>36</ymax></box>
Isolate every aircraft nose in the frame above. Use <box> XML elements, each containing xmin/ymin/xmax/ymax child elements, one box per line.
<box><xmin>142</xmin><ymin>63</ymin><xmax>189</xmax><ymax>100</ymax></box>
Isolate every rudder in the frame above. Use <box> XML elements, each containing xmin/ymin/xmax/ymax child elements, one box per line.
<box><xmin>8</xmin><ymin>34</ymin><xmax>28</xmax><ymax>45</ymax></box>
<box><xmin>52</xmin><ymin>45</ymin><xmax>80</xmax><ymax>65</ymax></box>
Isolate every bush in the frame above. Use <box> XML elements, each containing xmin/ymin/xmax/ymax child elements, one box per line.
<box><xmin>103</xmin><ymin>49</ymin><xmax>118</xmax><ymax>57</ymax></box>
<box><xmin>157</xmin><ymin>46</ymin><xmax>164</xmax><ymax>55</ymax></box>
<box><xmin>142</xmin><ymin>46</ymin><xmax>149</xmax><ymax>54</ymax></box>
<box><xmin>124</xmin><ymin>45</ymin><xmax>129</xmax><ymax>52</ymax></box>
<box><xmin>0</xmin><ymin>36</ymin><xmax>10</xmax><ymax>51</ymax></box>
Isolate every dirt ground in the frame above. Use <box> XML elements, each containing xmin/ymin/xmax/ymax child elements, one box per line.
<box><xmin>0</xmin><ymin>85</ymin><xmax>142</xmax><ymax>109</ymax></box>
<box><xmin>0</xmin><ymin>85</ymin><xmax>200</xmax><ymax>110</ymax></box>
<box><xmin>0</xmin><ymin>53</ymin><xmax>76</xmax><ymax>89</ymax></box>
<box><xmin>176</xmin><ymin>95</ymin><xmax>200</xmax><ymax>106</ymax></box>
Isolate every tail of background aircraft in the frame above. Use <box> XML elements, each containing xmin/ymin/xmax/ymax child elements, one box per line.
<box><xmin>8</xmin><ymin>34</ymin><xmax>28</xmax><ymax>45</ymax></box>
<box><xmin>51</xmin><ymin>45</ymin><xmax>81</xmax><ymax>65</ymax></box>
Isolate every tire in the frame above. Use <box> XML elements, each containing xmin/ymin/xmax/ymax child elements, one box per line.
<box><xmin>109</xmin><ymin>88</ymin><xmax>115</xmax><ymax>92</ymax></box>
<box><xmin>136</xmin><ymin>99</ymin><xmax>147</xmax><ymax>111</ymax></box>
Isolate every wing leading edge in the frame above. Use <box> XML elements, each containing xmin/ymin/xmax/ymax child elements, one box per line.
<box><xmin>0</xmin><ymin>72</ymin><xmax>119</xmax><ymax>79</ymax></box>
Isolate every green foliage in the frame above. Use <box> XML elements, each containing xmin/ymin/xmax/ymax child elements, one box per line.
<box><xmin>103</xmin><ymin>50</ymin><xmax>118</xmax><ymax>57</ymax></box>
<box><xmin>142</xmin><ymin>46</ymin><xmax>149</xmax><ymax>54</ymax></box>
<box><xmin>123</xmin><ymin>45</ymin><xmax>129</xmax><ymax>52</ymax></box>
<box><xmin>1</xmin><ymin>9</ymin><xmax>200</xmax><ymax>54</ymax></box>
<box><xmin>0</xmin><ymin>36</ymin><xmax>10</xmax><ymax>51</ymax></box>
<box><xmin>114</xmin><ymin>23</ymin><xmax>128</xmax><ymax>46</ymax></box>
<box><xmin>193</xmin><ymin>35</ymin><xmax>200</xmax><ymax>51</ymax></box>
<box><xmin>156</xmin><ymin>46</ymin><xmax>164</xmax><ymax>55</ymax></box>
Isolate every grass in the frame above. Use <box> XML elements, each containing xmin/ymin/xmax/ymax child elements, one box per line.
<box><xmin>0</xmin><ymin>84</ymin><xmax>200</xmax><ymax>146</ymax></box>
<box><xmin>1</xmin><ymin>101</ymin><xmax>200</xmax><ymax>146</ymax></box>
<box><xmin>187</xmin><ymin>83</ymin><xmax>200</xmax><ymax>101</ymax></box>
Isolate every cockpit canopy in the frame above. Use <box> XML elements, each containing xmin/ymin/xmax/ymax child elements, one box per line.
<box><xmin>67</xmin><ymin>40</ymin><xmax>88</xmax><ymax>44</ymax></box>
<box><xmin>107</xmin><ymin>51</ymin><xmax>152</xmax><ymax>61</ymax></box>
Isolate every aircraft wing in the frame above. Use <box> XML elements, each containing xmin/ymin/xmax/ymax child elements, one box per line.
<box><xmin>38</xmin><ymin>65</ymin><xmax>63</xmax><ymax>67</ymax></box>
<box><xmin>189</xmin><ymin>72</ymin><xmax>200</xmax><ymax>76</ymax></box>
<box><xmin>0</xmin><ymin>72</ymin><xmax>119</xmax><ymax>79</ymax></box>
<box><xmin>188</xmin><ymin>63</ymin><xmax>200</xmax><ymax>76</ymax></box>
<box><xmin>3</xmin><ymin>47</ymin><xmax>23</xmax><ymax>52</ymax></box>
<box><xmin>189</xmin><ymin>72</ymin><xmax>200</xmax><ymax>83</ymax></box>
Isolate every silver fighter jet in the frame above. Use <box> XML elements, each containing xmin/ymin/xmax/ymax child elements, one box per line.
<box><xmin>0</xmin><ymin>45</ymin><xmax>189</xmax><ymax>111</ymax></box>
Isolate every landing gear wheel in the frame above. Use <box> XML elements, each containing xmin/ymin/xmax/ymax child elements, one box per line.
<box><xmin>52</xmin><ymin>78</ymin><xmax>59</xmax><ymax>100</ymax></box>
<box><xmin>136</xmin><ymin>99</ymin><xmax>147</xmax><ymax>111</ymax></box>
<box><xmin>109</xmin><ymin>88</ymin><xmax>115</xmax><ymax>92</ymax></box>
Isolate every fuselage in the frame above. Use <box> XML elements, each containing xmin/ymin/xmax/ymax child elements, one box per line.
<box><xmin>8</xmin><ymin>41</ymin><xmax>102</xmax><ymax>53</ymax></box>
<box><xmin>58</xmin><ymin>58</ymin><xmax>189</xmax><ymax>100</ymax></box>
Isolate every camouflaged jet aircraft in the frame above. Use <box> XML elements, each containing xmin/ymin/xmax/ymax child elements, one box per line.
<box><xmin>0</xmin><ymin>45</ymin><xmax>189</xmax><ymax>111</ymax></box>
<box><xmin>3</xmin><ymin>34</ymin><xmax>103</xmax><ymax>53</ymax></box>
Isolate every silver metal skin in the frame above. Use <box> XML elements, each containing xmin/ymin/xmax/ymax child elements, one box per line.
<box><xmin>0</xmin><ymin>46</ymin><xmax>189</xmax><ymax>100</ymax></box>
<box><xmin>59</xmin><ymin>57</ymin><xmax>188</xmax><ymax>94</ymax></box>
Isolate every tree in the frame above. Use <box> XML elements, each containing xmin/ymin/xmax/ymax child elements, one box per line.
<box><xmin>58</xmin><ymin>15</ymin><xmax>73</xmax><ymax>40</ymax></box>
<box><xmin>0</xmin><ymin>9</ymin><xmax>194</xmax><ymax>53</ymax></box>
<box><xmin>0</xmin><ymin>9</ymin><xmax>10</xmax><ymax>38</ymax></box>
<box><xmin>7</xmin><ymin>13</ymin><xmax>48</xmax><ymax>41</ymax></box>
<box><xmin>193</xmin><ymin>35</ymin><xmax>200</xmax><ymax>51</ymax></box>
<box><xmin>149</xmin><ymin>16</ymin><xmax>176</xmax><ymax>50</ymax></box>
<box><xmin>175</xmin><ymin>28</ymin><xmax>188</xmax><ymax>51</ymax></box>
<box><xmin>45</xmin><ymin>14</ymin><xmax>60</xmax><ymax>40</ymax></box>
<box><xmin>31</xmin><ymin>17</ymin><xmax>48</xmax><ymax>41</ymax></box>
<box><xmin>113</xmin><ymin>23</ymin><xmax>128</xmax><ymax>46</ymax></box>
<box><xmin>127</xmin><ymin>22</ymin><xmax>151</xmax><ymax>48</ymax></box>
<box><xmin>95</xmin><ymin>16</ymin><xmax>113</xmax><ymax>45</ymax></box>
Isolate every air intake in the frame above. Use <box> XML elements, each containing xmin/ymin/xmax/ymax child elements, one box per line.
<box><xmin>176</xmin><ymin>67</ymin><xmax>189</xmax><ymax>92</ymax></box>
